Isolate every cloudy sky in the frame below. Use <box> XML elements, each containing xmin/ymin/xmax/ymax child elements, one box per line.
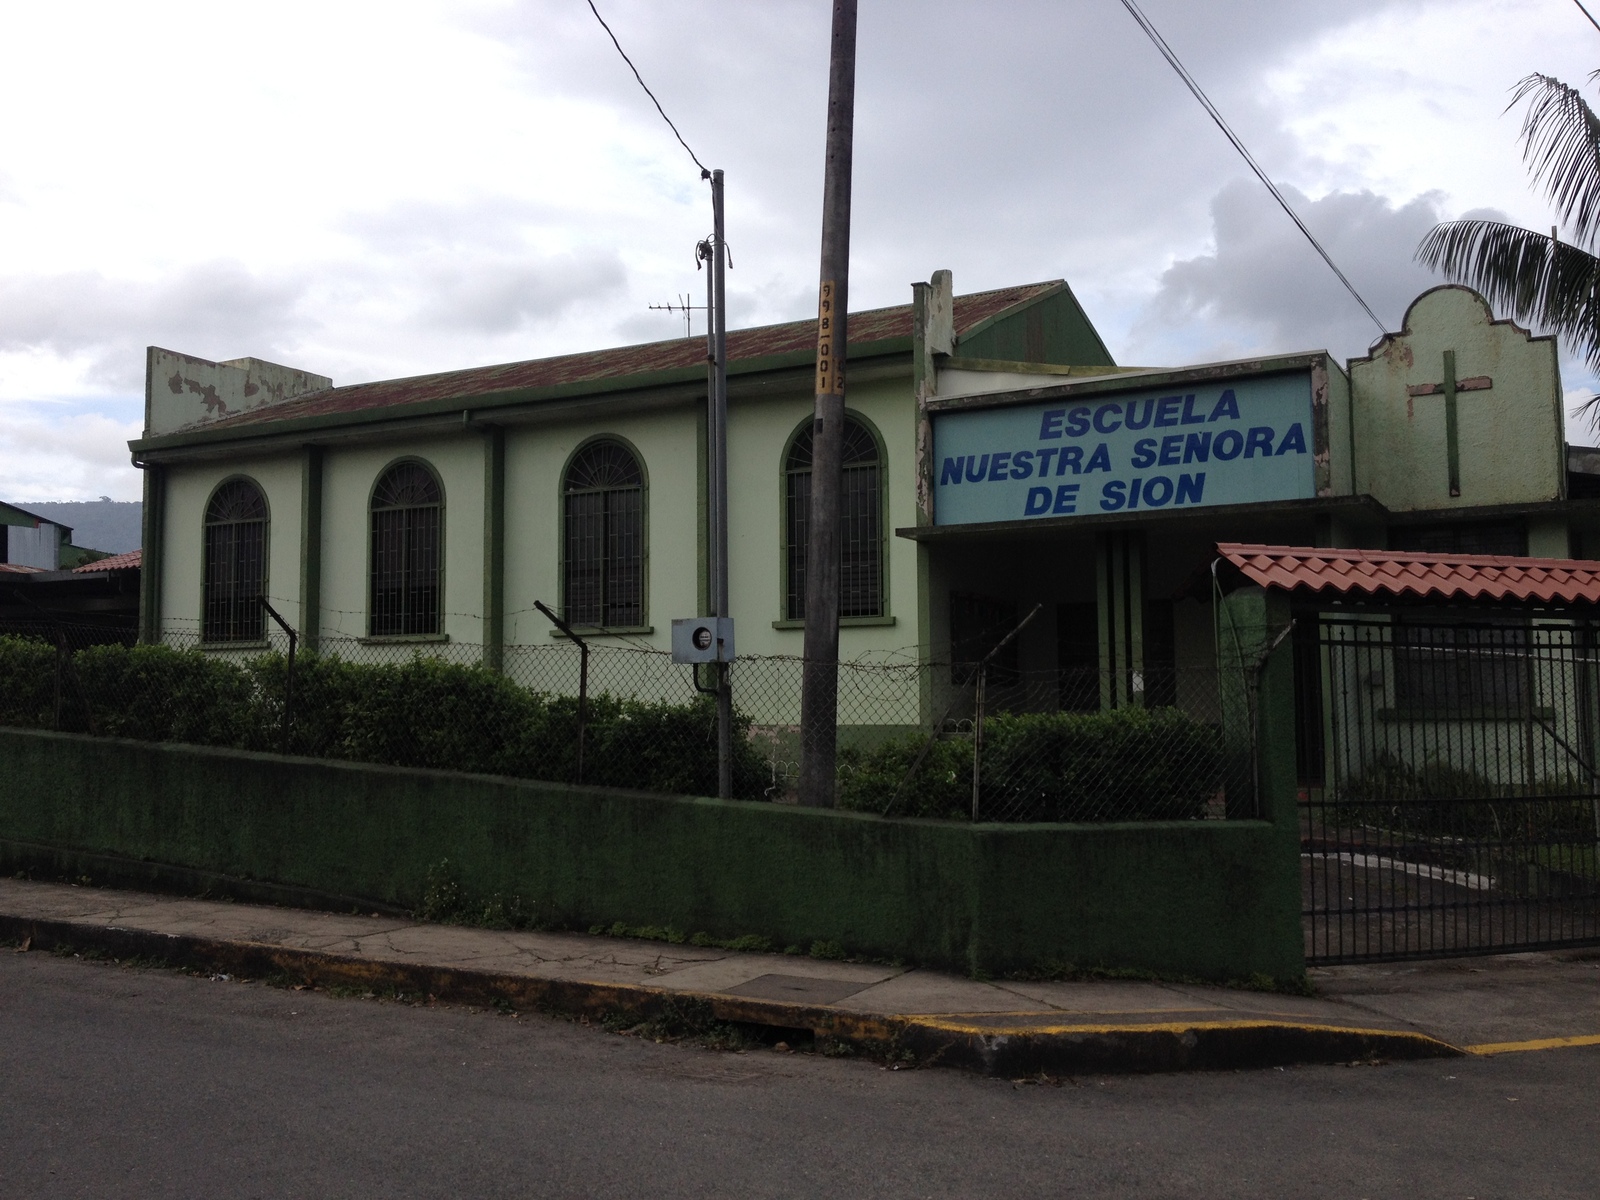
<box><xmin>2</xmin><ymin>0</ymin><xmax>1597</xmax><ymax>500</ymax></box>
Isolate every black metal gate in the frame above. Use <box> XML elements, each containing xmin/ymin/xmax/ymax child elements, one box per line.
<box><xmin>1298</xmin><ymin>614</ymin><xmax>1600</xmax><ymax>964</ymax></box>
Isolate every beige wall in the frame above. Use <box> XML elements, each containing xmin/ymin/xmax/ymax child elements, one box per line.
<box><xmin>159</xmin><ymin>453</ymin><xmax>302</xmax><ymax>640</ymax></box>
<box><xmin>727</xmin><ymin>370</ymin><xmax>920</xmax><ymax>660</ymax></box>
<box><xmin>318</xmin><ymin>438</ymin><xmax>486</xmax><ymax>644</ymax></box>
<box><xmin>503</xmin><ymin>407</ymin><xmax>698</xmax><ymax>650</ymax></box>
<box><xmin>156</xmin><ymin>374</ymin><xmax>925</xmax><ymax>668</ymax></box>
<box><xmin>1350</xmin><ymin>286</ymin><xmax>1564</xmax><ymax>512</ymax></box>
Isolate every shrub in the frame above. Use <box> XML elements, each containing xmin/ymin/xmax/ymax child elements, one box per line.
<box><xmin>74</xmin><ymin>643</ymin><xmax>255</xmax><ymax>746</ymax></box>
<box><xmin>839</xmin><ymin>705</ymin><xmax>1221</xmax><ymax>822</ymax></box>
<box><xmin>585</xmin><ymin>694</ymin><xmax>768</xmax><ymax>799</ymax></box>
<box><xmin>0</xmin><ymin>635</ymin><xmax>57</xmax><ymax>729</ymax></box>
<box><xmin>838</xmin><ymin>733</ymin><xmax>972</xmax><ymax>819</ymax></box>
<box><xmin>982</xmin><ymin>706</ymin><xmax>1221</xmax><ymax>822</ymax></box>
<box><xmin>1335</xmin><ymin>752</ymin><xmax>1598</xmax><ymax>841</ymax></box>
<box><xmin>323</xmin><ymin>655</ymin><xmax>547</xmax><ymax>776</ymax></box>
<box><xmin>0</xmin><ymin>640</ymin><xmax>771</xmax><ymax>800</ymax></box>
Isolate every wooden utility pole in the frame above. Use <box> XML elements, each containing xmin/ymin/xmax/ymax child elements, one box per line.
<box><xmin>797</xmin><ymin>0</ymin><xmax>857</xmax><ymax>808</ymax></box>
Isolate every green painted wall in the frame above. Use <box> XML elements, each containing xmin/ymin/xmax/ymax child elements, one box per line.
<box><xmin>0</xmin><ymin>728</ymin><xmax>1304</xmax><ymax>982</ymax></box>
<box><xmin>953</xmin><ymin>285</ymin><xmax>1115</xmax><ymax>367</ymax></box>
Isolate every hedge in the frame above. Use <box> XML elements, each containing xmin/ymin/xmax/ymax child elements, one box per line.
<box><xmin>838</xmin><ymin>705</ymin><xmax>1221</xmax><ymax>822</ymax></box>
<box><xmin>0</xmin><ymin>636</ymin><xmax>769</xmax><ymax>800</ymax></box>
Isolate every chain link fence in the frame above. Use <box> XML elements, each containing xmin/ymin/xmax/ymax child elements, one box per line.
<box><xmin>0</xmin><ymin>616</ymin><xmax>1256</xmax><ymax>822</ymax></box>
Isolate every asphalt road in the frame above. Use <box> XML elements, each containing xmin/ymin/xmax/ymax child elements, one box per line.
<box><xmin>2</xmin><ymin>950</ymin><xmax>1597</xmax><ymax>1199</ymax></box>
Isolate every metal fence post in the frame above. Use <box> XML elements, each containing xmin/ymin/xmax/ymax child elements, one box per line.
<box><xmin>258</xmin><ymin>599</ymin><xmax>298</xmax><ymax>755</ymax></box>
<box><xmin>53</xmin><ymin>635</ymin><xmax>64</xmax><ymax>731</ymax></box>
<box><xmin>971</xmin><ymin>663</ymin><xmax>985</xmax><ymax>821</ymax></box>
<box><xmin>578</xmin><ymin>638</ymin><xmax>590</xmax><ymax>784</ymax></box>
<box><xmin>534</xmin><ymin>600</ymin><xmax>590</xmax><ymax>785</ymax></box>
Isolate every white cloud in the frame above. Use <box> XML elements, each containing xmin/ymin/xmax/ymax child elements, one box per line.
<box><xmin>0</xmin><ymin>406</ymin><xmax>143</xmax><ymax>501</ymax></box>
<box><xmin>1</xmin><ymin>0</ymin><xmax>1597</xmax><ymax>498</ymax></box>
<box><xmin>0</xmin><ymin>261</ymin><xmax>312</xmax><ymax>392</ymax></box>
<box><xmin>1127</xmin><ymin>182</ymin><xmax>1462</xmax><ymax>364</ymax></box>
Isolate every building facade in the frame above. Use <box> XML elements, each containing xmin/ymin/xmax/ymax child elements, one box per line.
<box><xmin>129</xmin><ymin>275</ymin><xmax>1600</xmax><ymax>733</ymax></box>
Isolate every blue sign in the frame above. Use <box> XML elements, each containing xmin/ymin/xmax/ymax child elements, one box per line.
<box><xmin>932</xmin><ymin>372</ymin><xmax>1315</xmax><ymax>525</ymax></box>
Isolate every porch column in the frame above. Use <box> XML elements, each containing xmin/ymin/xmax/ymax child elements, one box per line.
<box><xmin>299</xmin><ymin>446</ymin><xmax>323</xmax><ymax>651</ymax></box>
<box><xmin>138</xmin><ymin>463</ymin><xmax>165</xmax><ymax>645</ymax></box>
<box><xmin>482</xmin><ymin>425</ymin><xmax>506</xmax><ymax>672</ymax></box>
<box><xmin>1096</xmin><ymin>530</ymin><xmax>1145</xmax><ymax>708</ymax></box>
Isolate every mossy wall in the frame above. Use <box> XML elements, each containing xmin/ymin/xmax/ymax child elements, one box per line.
<box><xmin>0</xmin><ymin>727</ymin><xmax>1303</xmax><ymax>981</ymax></box>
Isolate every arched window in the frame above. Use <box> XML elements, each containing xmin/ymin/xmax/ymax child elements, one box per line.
<box><xmin>203</xmin><ymin>479</ymin><xmax>268</xmax><ymax>642</ymax></box>
<box><xmin>564</xmin><ymin>440</ymin><xmax>644</xmax><ymax>628</ymax></box>
<box><xmin>370</xmin><ymin>462</ymin><xmax>442</xmax><ymax>636</ymax></box>
<box><xmin>784</xmin><ymin>415</ymin><xmax>883</xmax><ymax>621</ymax></box>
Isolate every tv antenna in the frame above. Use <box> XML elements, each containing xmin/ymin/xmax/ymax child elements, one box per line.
<box><xmin>648</xmin><ymin>293</ymin><xmax>706</xmax><ymax>338</ymax></box>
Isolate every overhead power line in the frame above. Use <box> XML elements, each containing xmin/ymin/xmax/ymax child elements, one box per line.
<box><xmin>1575</xmin><ymin>0</ymin><xmax>1600</xmax><ymax>36</ymax></box>
<box><xmin>584</xmin><ymin>0</ymin><xmax>709</xmax><ymax>177</ymax></box>
<box><xmin>1117</xmin><ymin>0</ymin><xmax>1387</xmax><ymax>337</ymax></box>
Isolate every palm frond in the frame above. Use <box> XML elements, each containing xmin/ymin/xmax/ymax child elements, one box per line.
<box><xmin>1417</xmin><ymin>219</ymin><xmax>1600</xmax><ymax>371</ymax></box>
<box><xmin>1510</xmin><ymin>73</ymin><xmax>1600</xmax><ymax>249</ymax></box>
<box><xmin>1572</xmin><ymin>390</ymin><xmax>1600</xmax><ymax>431</ymax></box>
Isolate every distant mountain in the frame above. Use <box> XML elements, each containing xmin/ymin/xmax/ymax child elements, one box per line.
<box><xmin>19</xmin><ymin>499</ymin><xmax>143</xmax><ymax>554</ymax></box>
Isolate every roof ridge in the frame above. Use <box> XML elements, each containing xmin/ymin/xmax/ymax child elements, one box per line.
<box><xmin>313</xmin><ymin>279</ymin><xmax>1067</xmax><ymax>397</ymax></box>
<box><xmin>183</xmin><ymin>278</ymin><xmax>1071</xmax><ymax>436</ymax></box>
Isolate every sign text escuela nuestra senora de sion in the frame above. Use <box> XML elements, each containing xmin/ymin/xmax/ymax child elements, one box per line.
<box><xmin>931</xmin><ymin>372</ymin><xmax>1315</xmax><ymax>525</ymax></box>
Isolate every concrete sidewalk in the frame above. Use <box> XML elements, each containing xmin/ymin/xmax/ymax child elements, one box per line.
<box><xmin>2</xmin><ymin>877</ymin><xmax>1596</xmax><ymax>1075</ymax></box>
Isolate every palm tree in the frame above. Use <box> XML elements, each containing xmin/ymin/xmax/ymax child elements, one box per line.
<box><xmin>1417</xmin><ymin>73</ymin><xmax>1600</xmax><ymax>386</ymax></box>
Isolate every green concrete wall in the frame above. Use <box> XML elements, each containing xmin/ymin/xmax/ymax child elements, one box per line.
<box><xmin>0</xmin><ymin>727</ymin><xmax>1303</xmax><ymax>982</ymax></box>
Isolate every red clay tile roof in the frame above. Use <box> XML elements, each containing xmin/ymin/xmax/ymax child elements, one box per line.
<box><xmin>73</xmin><ymin>549</ymin><xmax>141</xmax><ymax>573</ymax></box>
<box><xmin>0</xmin><ymin>562</ymin><xmax>42</xmax><ymax>574</ymax></box>
<box><xmin>1218</xmin><ymin>543</ymin><xmax>1600</xmax><ymax>605</ymax></box>
<box><xmin>205</xmin><ymin>281</ymin><xmax>1061</xmax><ymax>432</ymax></box>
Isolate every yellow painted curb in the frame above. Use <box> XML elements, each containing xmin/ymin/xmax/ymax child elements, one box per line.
<box><xmin>908</xmin><ymin>1015</ymin><xmax>1449</xmax><ymax>1044</ymax></box>
<box><xmin>1467</xmin><ymin>1033</ymin><xmax>1600</xmax><ymax>1056</ymax></box>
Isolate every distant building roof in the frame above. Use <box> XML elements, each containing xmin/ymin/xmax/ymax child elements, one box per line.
<box><xmin>73</xmin><ymin>548</ymin><xmax>141</xmax><ymax>573</ymax></box>
<box><xmin>1218</xmin><ymin>543</ymin><xmax>1600</xmax><ymax>605</ymax></box>
<box><xmin>199</xmin><ymin>281</ymin><xmax>1064</xmax><ymax>433</ymax></box>
<box><xmin>1</xmin><ymin>499</ymin><xmax>70</xmax><ymax>537</ymax></box>
<box><xmin>0</xmin><ymin>562</ymin><xmax>43</xmax><ymax>574</ymax></box>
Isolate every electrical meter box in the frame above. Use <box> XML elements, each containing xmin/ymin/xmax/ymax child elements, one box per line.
<box><xmin>671</xmin><ymin>617</ymin><xmax>735</xmax><ymax>663</ymax></box>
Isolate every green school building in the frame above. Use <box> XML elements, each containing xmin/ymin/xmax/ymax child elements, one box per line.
<box><xmin>129</xmin><ymin>273</ymin><xmax>1595</xmax><ymax>741</ymax></box>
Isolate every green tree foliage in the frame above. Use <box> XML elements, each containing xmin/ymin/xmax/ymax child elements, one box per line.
<box><xmin>1418</xmin><ymin>73</ymin><xmax>1600</xmax><ymax>387</ymax></box>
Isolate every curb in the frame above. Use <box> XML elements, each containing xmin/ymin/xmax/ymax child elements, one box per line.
<box><xmin>0</xmin><ymin>913</ymin><xmax>1463</xmax><ymax>1075</ymax></box>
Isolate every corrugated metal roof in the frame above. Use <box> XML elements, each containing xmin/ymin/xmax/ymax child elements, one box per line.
<box><xmin>1218</xmin><ymin>543</ymin><xmax>1600</xmax><ymax>605</ymax></box>
<box><xmin>73</xmin><ymin>549</ymin><xmax>141</xmax><ymax>573</ymax></box>
<box><xmin>202</xmin><ymin>281</ymin><xmax>1061</xmax><ymax>432</ymax></box>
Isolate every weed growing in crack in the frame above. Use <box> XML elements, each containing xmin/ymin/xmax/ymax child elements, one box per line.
<box><xmin>597</xmin><ymin>997</ymin><xmax>757</xmax><ymax>1051</ymax></box>
<box><xmin>418</xmin><ymin>860</ymin><xmax>543</xmax><ymax>931</ymax></box>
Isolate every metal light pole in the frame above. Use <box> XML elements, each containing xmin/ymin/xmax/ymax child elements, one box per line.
<box><xmin>708</xmin><ymin>169</ymin><xmax>733</xmax><ymax>800</ymax></box>
<box><xmin>699</xmin><ymin>170</ymin><xmax>733</xmax><ymax>799</ymax></box>
<box><xmin>798</xmin><ymin>0</ymin><xmax>857</xmax><ymax>808</ymax></box>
